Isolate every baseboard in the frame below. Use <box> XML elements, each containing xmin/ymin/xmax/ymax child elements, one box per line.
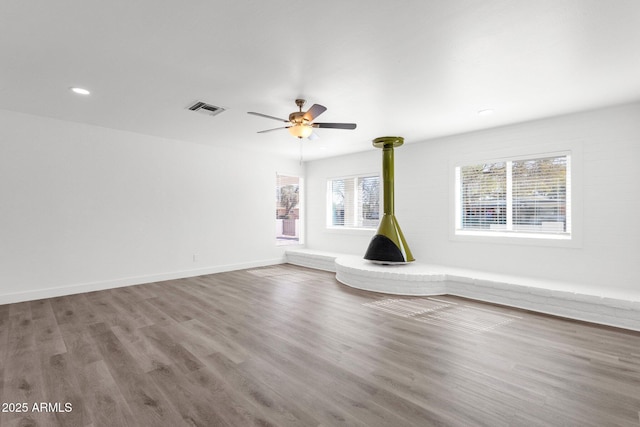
<box><xmin>0</xmin><ymin>257</ymin><xmax>285</xmax><ymax>305</ymax></box>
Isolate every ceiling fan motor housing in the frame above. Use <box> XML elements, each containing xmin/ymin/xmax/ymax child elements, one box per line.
<box><xmin>364</xmin><ymin>136</ymin><xmax>415</xmax><ymax>264</ymax></box>
<box><xmin>288</xmin><ymin>111</ymin><xmax>309</xmax><ymax>125</ymax></box>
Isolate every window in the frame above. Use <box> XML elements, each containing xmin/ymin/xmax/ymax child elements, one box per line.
<box><xmin>328</xmin><ymin>174</ymin><xmax>380</xmax><ymax>229</ymax></box>
<box><xmin>276</xmin><ymin>174</ymin><xmax>302</xmax><ymax>245</ymax></box>
<box><xmin>455</xmin><ymin>153</ymin><xmax>570</xmax><ymax>238</ymax></box>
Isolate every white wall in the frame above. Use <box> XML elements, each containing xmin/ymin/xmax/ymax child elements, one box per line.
<box><xmin>305</xmin><ymin>103</ymin><xmax>640</xmax><ymax>293</ymax></box>
<box><xmin>0</xmin><ymin>109</ymin><xmax>302</xmax><ymax>303</ymax></box>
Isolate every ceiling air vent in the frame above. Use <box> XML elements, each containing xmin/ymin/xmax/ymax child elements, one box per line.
<box><xmin>188</xmin><ymin>101</ymin><xmax>225</xmax><ymax>117</ymax></box>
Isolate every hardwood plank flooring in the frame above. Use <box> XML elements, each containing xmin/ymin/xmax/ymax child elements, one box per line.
<box><xmin>1</xmin><ymin>264</ymin><xmax>639</xmax><ymax>426</ymax></box>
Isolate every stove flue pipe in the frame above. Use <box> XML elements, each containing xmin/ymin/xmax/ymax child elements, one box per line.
<box><xmin>364</xmin><ymin>136</ymin><xmax>414</xmax><ymax>264</ymax></box>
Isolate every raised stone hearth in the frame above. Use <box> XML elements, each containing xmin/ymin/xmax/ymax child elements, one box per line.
<box><xmin>285</xmin><ymin>249</ymin><xmax>640</xmax><ymax>332</ymax></box>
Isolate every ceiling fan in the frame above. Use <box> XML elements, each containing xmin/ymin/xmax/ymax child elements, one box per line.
<box><xmin>248</xmin><ymin>99</ymin><xmax>357</xmax><ymax>139</ymax></box>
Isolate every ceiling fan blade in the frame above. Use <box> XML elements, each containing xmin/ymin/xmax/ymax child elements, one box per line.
<box><xmin>312</xmin><ymin>122</ymin><xmax>357</xmax><ymax>130</ymax></box>
<box><xmin>303</xmin><ymin>104</ymin><xmax>327</xmax><ymax>122</ymax></box>
<box><xmin>257</xmin><ymin>126</ymin><xmax>290</xmax><ymax>134</ymax></box>
<box><xmin>308</xmin><ymin>132</ymin><xmax>320</xmax><ymax>141</ymax></box>
<box><xmin>248</xmin><ymin>112</ymin><xmax>289</xmax><ymax>122</ymax></box>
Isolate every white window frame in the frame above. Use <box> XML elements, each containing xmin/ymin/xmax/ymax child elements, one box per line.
<box><xmin>451</xmin><ymin>147</ymin><xmax>582</xmax><ymax>248</ymax></box>
<box><xmin>326</xmin><ymin>173</ymin><xmax>380</xmax><ymax>231</ymax></box>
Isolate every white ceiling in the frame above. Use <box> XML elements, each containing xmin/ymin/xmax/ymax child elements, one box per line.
<box><xmin>2</xmin><ymin>0</ymin><xmax>640</xmax><ymax>161</ymax></box>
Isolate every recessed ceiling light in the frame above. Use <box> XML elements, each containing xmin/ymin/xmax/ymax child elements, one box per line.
<box><xmin>70</xmin><ymin>87</ymin><xmax>90</xmax><ymax>95</ymax></box>
<box><xmin>478</xmin><ymin>109</ymin><xmax>494</xmax><ymax>116</ymax></box>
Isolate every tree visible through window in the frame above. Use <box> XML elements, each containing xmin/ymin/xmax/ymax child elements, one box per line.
<box><xmin>276</xmin><ymin>174</ymin><xmax>301</xmax><ymax>245</ymax></box>
<box><xmin>456</xmin><ymin>154</ymin><xmax>570</xmax><ymax>237</ymax></box>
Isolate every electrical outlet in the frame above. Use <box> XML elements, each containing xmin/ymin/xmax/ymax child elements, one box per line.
<box><xmin>193</xmin><ymin>254</ymin><xmax>198</xmax><ymax>262</ymax></box>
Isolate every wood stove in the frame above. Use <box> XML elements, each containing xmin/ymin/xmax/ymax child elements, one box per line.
<box><xmin>364</xmin><ymin>136</ymin><xmax>415</xmax><ymax>264</ymax></box>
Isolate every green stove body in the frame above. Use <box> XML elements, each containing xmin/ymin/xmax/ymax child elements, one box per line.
<box><xmin>364</xmin><ymin>136</ymin><xmax>415</xmax><ymax>264</ymax></box>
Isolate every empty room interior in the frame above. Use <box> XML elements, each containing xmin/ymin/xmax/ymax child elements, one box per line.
<box><xmin>2</xmin><ymin>1</ymin><xmax>640</xmax><ymax>426</ymax></box>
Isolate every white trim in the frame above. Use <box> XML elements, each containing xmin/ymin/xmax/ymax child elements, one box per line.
<box><xmin>324</xmin><ymin>226</ymin><xmax>377</xmax><ymax>234</ymax></box>
<box><xmin>455</xmin><ymin>229</ymin><xmax>571</xmax><ymax>239</ymax></box>
<box><xmin>0</xmin><ymin>258</ymin><xmax>285</xmax><ymax>305</ymax></box>
<box><xmin>506</xmin><ymin>160</ymin><xmax>513</xmax><ymax>229</ymax></box>
<box><xmin>452</xmin><ymin>230</ymin><xmax>576</xmax><ymax>249</ymax></box>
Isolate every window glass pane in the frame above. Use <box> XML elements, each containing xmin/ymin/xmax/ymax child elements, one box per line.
<box><xmin>276</xmin><ymin>174</ymin><xmax>300</xmax><ymax>245</ymax></box>
<box><xmin>331</xmin><ymin>179</ymin><xmax>346</xmax><ymax>226</ymax></box>
<box><xmin>512</xmin><ymin>156</ymin><xmax>566</xmax><ymax>233</ymax></box>
<box><xmin>460</xmin><ymin>162</ymin><xmax>507</xmax><ymax>230</ymax></box>
<box><xmin>359</xmin><ymin>176</ymin><xmax>380</xmax><ymax>228</ymax></box>
<box><xmin>328</xmin><ymin>175</ymin><xmax>380</xmax><ymax>229</ymax></box>
<box><xmin>456</xmin><ymin>154</ymin><xmax>570</xmax><ymax>238</ymax></box>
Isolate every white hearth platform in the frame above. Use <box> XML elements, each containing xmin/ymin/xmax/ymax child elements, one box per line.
<box><xmin>285</xmin><ymin>249</ymin><xmax>640</xmax><ymax>332</ymax></box>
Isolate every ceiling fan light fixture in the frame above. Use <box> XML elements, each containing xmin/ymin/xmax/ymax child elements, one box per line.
<box><xmin>288</xmin><ymin>123</ymin><xmax>313</xmax><ymax>139</ymax></box>
<box><xmin>249</xmin><ymin>99</ymin><xmax>356</xmax><ymax>139</ymax></box>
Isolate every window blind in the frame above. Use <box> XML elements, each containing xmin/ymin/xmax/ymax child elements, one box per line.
<box><xmin>329</xmin><ymin>175</ymin><xmax>380</xmax><ymax>228</ymax></box>
<box><xmin>460</xmin><ymin>162</ymin><xmax>507</xmax><ymax>230</ymax></box>
<box><xmin>512</xmin><ymin>156</ymin><xmax>567</xmax><ymax>233</ymax></box>
<box><xmin>457</xmin><ymin>154</ymin><xmax>569</xmax><ymax>236</ymax></box>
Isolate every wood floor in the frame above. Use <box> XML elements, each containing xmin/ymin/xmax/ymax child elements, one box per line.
<box><xmin>1</xmin><ymin>264</ymin><xmax>639</xmax><ymax>427</ymax></box>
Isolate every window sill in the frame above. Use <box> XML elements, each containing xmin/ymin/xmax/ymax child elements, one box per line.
<box><xmin>451</xmin><ymin>230</ymin><xmax>580</xmax><ymax>248</ymax></box>
<box><xmin>325</xmin><ymin>227</ymin><xmax>377</xmax><ymax>236</ymax></box>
